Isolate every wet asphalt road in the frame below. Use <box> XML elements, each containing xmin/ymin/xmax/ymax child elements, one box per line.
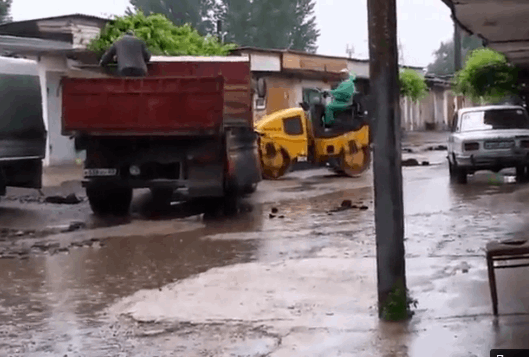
<box><xmin>2</xmin><ymin>132</ymin><xmax>529</xmax><ymax>356</ymax></box>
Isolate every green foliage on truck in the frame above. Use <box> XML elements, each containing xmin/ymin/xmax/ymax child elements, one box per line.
<box><xmin>88</xmin><ymin>12</ymin><xmax>238</xmax><ymax>57</ymax></box>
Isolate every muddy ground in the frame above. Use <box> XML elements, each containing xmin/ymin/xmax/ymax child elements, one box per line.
<box><xmin>2</xmin><ymin>131</ymin><xmax>529</xmax><ymax>356</ymax></box>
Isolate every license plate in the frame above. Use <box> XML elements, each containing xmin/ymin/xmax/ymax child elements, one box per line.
<box><xmin>484</xmin><ymin>141</ymin><xmax>514</xmax><ymax>149</ymax></box>
<box><xmin>84</xmin><ymin>168</ymin><xmax>117</xmax><ymax>177</ymax></box>
<box><xmin>297</xmin><ymin>156</ymin><xmax>308</xmax><ymax>162</ymax></box>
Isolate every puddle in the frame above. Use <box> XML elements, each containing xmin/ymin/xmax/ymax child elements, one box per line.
<box><xmin>3</xmin><ymin>155</ymin><xmax>529</xmax><ymax>355</ymax></box>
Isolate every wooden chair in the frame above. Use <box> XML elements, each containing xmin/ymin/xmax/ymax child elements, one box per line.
<box><xmin>486</xmin><ymin>239</ymin><xmax>529</xmax><ymax>315</ymax></box>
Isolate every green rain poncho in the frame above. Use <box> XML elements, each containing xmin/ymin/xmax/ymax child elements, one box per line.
<box><xmin>323</xmin><ymin>73</ymin><xmax>357</xmax><ymax>126</ymax></box>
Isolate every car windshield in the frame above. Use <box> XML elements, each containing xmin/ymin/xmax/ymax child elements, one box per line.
<box><xmin>460</xmin><ymin>109</ymin><xmax>529</xmax><ymax>132</ymax></box>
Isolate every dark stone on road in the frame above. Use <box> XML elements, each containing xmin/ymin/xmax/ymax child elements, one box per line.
<box><xmin>402</xmin><ymin>148</ymin><xmax>414</xmax><ymax>153</ymax></box>
<box><xmin>422</xmin><ymin>161</ymin><xmax>430</xmax><ymax>166</ymax></box>
<box><xmin>32</xmin><ymin>242</ymin><xmax>59</xmax><ymax>251</ymax></box>
<box><xmin>330</xmin><ymin>200</ymin><xmax>368</xmax><ymax>213</ymax></box>
<box><xmin>269</xmin><ymin>214</ymin><xmax>276</xmax><ymax>219</ymax></box>
<box><xmin>402</xmin><ymin>159</ymin><xmax>419</xmax><ymax>167</ymax></box>
<box><xmin>45</xmin><ymin>193</ymin><xmax>82</xmax><ymax>205</ymax></box>
<box><xmin>427</xmin><ymin>145</ymin><xmax>447</xmax><ymax>151</ymax></box>
<box><xmin>271</xmin><ymin>207</ymin><xmax>278</xmax><ymax>214</ymax></box>
<box><xmin>69</xmin><ymin>222</ymin><xmax>87</xmax><ymax>232</ymax></box>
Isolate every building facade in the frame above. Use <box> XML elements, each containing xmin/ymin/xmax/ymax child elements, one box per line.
<box><xmin>0</xmin><ymin>15</ymin><xmax>475</xmax><ymax>167</ymax></box>
<box><xmin>0</xmin><ymin>14</ymin><xmax>108</xmax><ymax>167</ymax></box>
<box><xmin>400</xmin><ymin>75</ymin><xmax>479</xmax><ymax>131</ymax></box>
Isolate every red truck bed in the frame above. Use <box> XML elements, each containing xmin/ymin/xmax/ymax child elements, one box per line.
<box><xmin>62</xmin><ymin>76</ymin><xmax>225</xmax><ymax>135</ymax></box>
<box><xmin>62</xmin><ymin>58</ymin><xmax>253</xmax><ymax>136</ymax></box>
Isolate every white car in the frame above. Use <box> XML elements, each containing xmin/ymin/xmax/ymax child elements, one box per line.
<box><xmin>447</xmin><ymin>105</ymin><xmax>529</xmax><ymax>184</ymax></box>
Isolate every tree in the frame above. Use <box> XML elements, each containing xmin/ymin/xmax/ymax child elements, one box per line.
<box><xmin>0</xmin><ymin>0</ymin><xmax>12</xmax><ymax>24</ymax></box>
<box><xmin>453</xmin><ymin>48</ymin><xmax>519</xmax><ymax>103</ymax></box>
<box><xmin>399</xmin><ymin>69</ymin><xmax>428</xmax><ymax>102</ymax></box>
<box><xmin>127</xmin><ymin>0</ymin><xmax>215</xmax><ymax>35</ymax></box>
<box><xmin>88</xmin><ymin>12</ymin><xmax>237</xmax><ymax>57</ymax></box>
<box><xmin>215</xmin><ymin>0</ymin><xmax>320</xmax><ymax>52</ymax></box>
<box><xmin>427</xmin><ymin>33</ymin><xmax>483</xmax><ymax>75</ymax></box>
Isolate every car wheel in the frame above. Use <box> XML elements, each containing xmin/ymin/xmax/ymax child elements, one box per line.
<box><xmin>456</xmin><ymin>168</ymin><xmax>468</xmax><ymax>184</ymax></box>
<box><xmin>449</xmin><ymin>160</ymin><xmax>467</xmax><ymax>184</ymax></box>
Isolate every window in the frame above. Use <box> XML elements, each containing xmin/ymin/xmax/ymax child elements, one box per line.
<box><xmin>460</xmin><ymin>109</ymin><xmax>529</xmax><ymax>132</ymax></box>
<box><xmin>255</xmin><ymin>97</ymin><xmax>266</xmax><ymax>110</ymax></box>
<box><xmin>254</xmin><ymin>77</ymin><xmax>267</xmax><ymax>111</ymax></box>
<box><xmin>283</xmin><ymin>116</ymin><xmax>304</xmax><ymax>136</ymax></box>
<box><xmin>303</xmin><ymin>88</ymin><xmax>322</xmax><ymax>104</ymax></box>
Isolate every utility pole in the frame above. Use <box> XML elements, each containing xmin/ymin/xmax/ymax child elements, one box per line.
<box><xmin>453</xmin><ymin>16</ymin><xmax>462</xmax><ymax>72</ymax></box>
<box><xmin>346</xmin><ymin>44</ymin><xmax>355</xmax><ymax>59</ymax></box>
<box><xmin>367</xmin><ymin>0</ymin><xmax>408</xmax><ymax>320</ymax></box>
<box><xmin>217</xmin><ymin>20</ymin><xmax>225</xmax><ymax>43</ymax></box>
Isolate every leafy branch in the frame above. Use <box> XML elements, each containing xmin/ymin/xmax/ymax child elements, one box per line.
<box><xmin>452</xmin><ymin>48</ymin><xmax>520</xmax><ymax>103</ymax></box>
<box><xmin>399</xmin><ymin>69</ymin><xmax>428</xmax><ymax>102</ymax></box>
<box><xmin>88</xmin><ymin>11</ymin><xmax>238</xmax><ymax>57</ymax></box>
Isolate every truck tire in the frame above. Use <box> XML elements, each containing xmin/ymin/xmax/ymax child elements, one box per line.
<box><xmin>222</xmin><ymin>193</ymin><xmax>240</xmax><ymax>216</ymax></box>
<box><xmin>242</xmin><ymin>182</ymin><xmax>258</xmax><ymax>194</ymax></box>
<box><xmin>150</xmin><ymin>187</ymin><xmax>174</xmax><ymax>210</ymax></box>
<box><xmin>86</xmin><ymin>184</ymin><xmax>132</xmax><ymax>216</ymax></box>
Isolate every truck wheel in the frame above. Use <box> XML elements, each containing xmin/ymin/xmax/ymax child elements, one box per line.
<box><xmin>150</xmin><ymin>188</ymin><xmax>174</xmax><ymax>210</ymax></box>
<box><xmin>242</xmin><ymin>182</ymin><xmax>258</xmax><ymax>194</ymax></box>
<box><xmin>86</xmin><ymin>184</ymin><xmax>132</xmax><ymax>216</ymax></box>
<box><xmin>223</xmin><ymin>193</ymin><xmax>240</xmax><ymax>216</ymax></box>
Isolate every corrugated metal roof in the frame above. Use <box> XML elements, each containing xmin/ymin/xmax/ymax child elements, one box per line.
<box><xmin>233</xmin><ymin>46</ymin><xmax>370</xmax><ymax>63</ymax></box>
<box><xmin>232</xmin><ymin>46</ymin><xmax>424</xmax><ymax>70</ymax></box>
<box><xmin>0</xmin><ymin>13</ymin><xmax>110</xmax><ymax>28</ymax></box>
<box><xmin>0</xmin><ymin>35</ymin><xmax>74</xmax><ymax>53</ymax></box>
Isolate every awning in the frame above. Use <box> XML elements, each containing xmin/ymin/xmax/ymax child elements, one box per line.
<box><xmin>442</xmin><ymin>0</ymin><xmax>529</xmax><ymax>70</ymax></box>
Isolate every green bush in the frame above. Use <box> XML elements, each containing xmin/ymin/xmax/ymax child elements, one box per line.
<box><xmin>453</xmin><ymin>48</ymin><xmax>519</xmax><ymax>103</ymax></box>
<box><xmin>399</xmin><ymin>69</ymin><xmax>428</xmax><ymax>102</ymax></box>
<box><xmin>88</xmin><ymin>12</ymin><xmax>238</xmax><ymax>57</ymax></box>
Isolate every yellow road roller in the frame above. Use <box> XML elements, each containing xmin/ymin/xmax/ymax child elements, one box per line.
<box><xmin>255</xmin><ymin>88</ymin><xmax>371</xmax><ymax>179</ymax></box>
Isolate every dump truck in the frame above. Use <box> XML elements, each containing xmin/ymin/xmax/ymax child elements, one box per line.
<box><xmin>62</xmin><ymin>56</ymin><xmax>261</xmax><ymax>216</ymax></box>
<box><xmin>255</xmin><ymin>88</ymin><xmax>371</xmax><ymax>178</ymax></box>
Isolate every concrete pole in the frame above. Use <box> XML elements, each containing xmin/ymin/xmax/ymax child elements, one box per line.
<box><xmin>454</xmin><ymin>18</ymin><xmax>462</xmax><ymax>72</ymax></box>
<box><xmin>367</xmin><ymin>0</ymin><xmax>408</xmax><ymax>320</ymax></box>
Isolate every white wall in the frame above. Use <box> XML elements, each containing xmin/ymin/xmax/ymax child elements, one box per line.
<box><xmin>249</xmin><ymin>53</ymin><xmax>281</xmax><ymax>72</ymax></box>
<box><xmin>46</xmin><ymin>72</ymin><xmax>77</xmax><ymax>166</ymax></box>
<box><xmin>35</xmin><ymin>55</ymin><xmax>77</xmax><ymax>166</ymax></box>
<box><xmin>347</xmin><ymin>61</ymin><xmax>369</xmax><ymax>79</ymax></box>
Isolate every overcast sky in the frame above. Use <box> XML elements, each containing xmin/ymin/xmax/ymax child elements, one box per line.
<box><xmin>10</xmin><ymin>0</ymin><xmax>454</xmax><ymax>68</ymax></box>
